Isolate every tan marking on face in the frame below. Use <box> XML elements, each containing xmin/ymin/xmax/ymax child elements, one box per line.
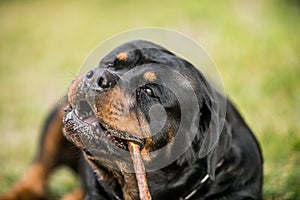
<box><xmin>166</xmin><ymin>127</ymin><xmax>175</xmax><ymax>156</ymax></box>
<box><xmin>141</xmin><ymin>125</ymin><xmax>175</xmax><ymax>160</ymax></box>
<box><xmin>68</xmin><ymin>74</ymin><xmax>85</xmax><ymax>107</ymax></box>
<box><xmin>143</xmin><ymin>71</ymin><xmax>157</xmax><ymax>82</ymax></box>
<box><xmin>116</xmin><ymin>52</ymin><xmax>128</xmax><ymax>61</ymax></box>
<box><xmin>141</xmin><ymin>138</ymin><xmax>153</xmax><ymax>162</ymax></box>
<box><xmin>94</xmin><ymin>86</ymin><xmax>151</xmax><ymax>139</ymax></box>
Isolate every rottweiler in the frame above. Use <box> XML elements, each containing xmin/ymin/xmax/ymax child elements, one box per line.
<box><xmin>0</xmin><ymin>40</ymin><xmax>263</xmax><ymax>200</ymax></box>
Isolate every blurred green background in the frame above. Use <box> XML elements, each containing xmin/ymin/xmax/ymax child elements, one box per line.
<box><xmin>0</xmin><ymin>0</ymin><xmax>299</xmax><ymax>199</ymax></box>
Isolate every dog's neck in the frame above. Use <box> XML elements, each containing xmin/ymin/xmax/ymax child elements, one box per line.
<box><xmin>84</xmin><ymin>155</ymin><xmax>139</xmax><ymax>200</ymax></box>
<box><xmin>84</xmin><ymin>133</ymin><xmax>230</xmax><ymax>200</ymax></box>
<box><xmin>89</xmin><ymin>158</ymin><xmax>214</xmax><ymax>200</ymax></box>
<box><xmin>111</xmin><ymin>171</ymin><xmax>139</xmax><ymax>200</ymax></box>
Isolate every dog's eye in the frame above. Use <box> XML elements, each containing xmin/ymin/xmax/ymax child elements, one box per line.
<box><xmin>144</xmin><ymin>87</ymin><xmax>154</xmax><ymax>97</ymax></box>
<box><xmin>136</xmin><ymin>86</ymin><xmax>156</xmax><ymax>98</ymax></box>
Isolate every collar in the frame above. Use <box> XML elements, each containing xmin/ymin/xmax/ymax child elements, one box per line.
<box><xmin>179</xmin><ymin>174</ymin><xmax>210</xmax><ymax>200</ymax></box>
<box><xmin>113</xmin><ymin>194</ymin><xmax>122</xmax><ymax>200</ymax></box>
<box><xmin>112</xmin><ymin>174</ymin><xmax>210</xmax><ymax>200</ymax></box>
<box><xmin>113</xmin><ymin>174</ymin><xmax>209</xmax><ymax>200</ymax></box>
<box><xmin>179</xmin><ymin>158</ymin><xmax>224</xmax><ymax>200</ymax></box>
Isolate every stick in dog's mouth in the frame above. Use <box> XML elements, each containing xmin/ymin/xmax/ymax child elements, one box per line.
<box><xmin>128</xmin><ymin>141</ymin><xmax>152</xmax><ymax>200</ymax></box>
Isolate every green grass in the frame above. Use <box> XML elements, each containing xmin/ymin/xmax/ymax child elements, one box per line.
<box><xmin>0</xmin><ymin>0</ymin><xmax>299</xmax><ymax>199</ymax></box>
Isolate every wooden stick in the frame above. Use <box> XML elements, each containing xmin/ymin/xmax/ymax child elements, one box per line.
<box><xmin>128</xmin><ymin>142</ymin><xmax>152</xmax><ymax>200</ymax></box>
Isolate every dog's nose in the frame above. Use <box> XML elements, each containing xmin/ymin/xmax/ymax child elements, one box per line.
<box><xmin>85</xmin><ymin>69</ymin><xmax>118</xmax><ymax>90</ymax></box>
<box><xmin>98</xmin><ymin>70</ymin><xmax>118</xmax><ymax>89</ymax></box>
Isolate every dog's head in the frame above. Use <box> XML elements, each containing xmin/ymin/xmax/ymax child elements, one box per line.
<box><xmin>63</xmin><ymin>40</ymin><xmax>222</xmax><ymax>175</ymax></box>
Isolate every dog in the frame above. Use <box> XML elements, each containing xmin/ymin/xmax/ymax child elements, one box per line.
<box><xmin>0</xmin><ymin>40</ymin><xmax>263</xmax><ymax>200</ymax></box>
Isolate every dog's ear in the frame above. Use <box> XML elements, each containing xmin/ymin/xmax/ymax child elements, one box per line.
<box><xmin>197</xmin><ymin>91</ymin><xmax>231</xmax><ymax>179</ymax></box>
<box><xmin>198</xmin><ymin>92</ymin><xmax>218</xmax><ymax>158</ymax></box>
<box><xmin>197</xmin><ymin>91</ymin><xmax>223</xmax><ymax>179</ymax></box>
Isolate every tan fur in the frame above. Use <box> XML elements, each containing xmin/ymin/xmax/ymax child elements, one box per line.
<box><xmin>62</xmin><ymin>189</ymin><xmax>84</xmax><ymax>200</ymax></box>
<box><xmin>68</xmin><ymin>74</ymin><xmax>84</xmax><ymax>106</ymax></box>
<box><xmin>143</xmin><ymin>72</ymin><xmax>157</xmax><ymax>82</ymax></box>
<box><xmin>0</xmin><ymin>163</ymin><xmax>47</xmax><ymax>200</ymax></box>
<box><xmin>85</xmin><ymin>154</ymin><xmax>139</xmax><ymax>200</ymax></box>
<box><xmin>94</xmin><ymin>86</ymin><xmax>151</xmax><ymax>139</ymax></box>
<box><xmin>115</xmin><ymin>162</ymin><xmax>139</xmax><ymax>200</ymax></box>
<box><xmin>41</xmin><ymin>104</ymin><xmax>65</xmax><ymax>166</ymax></box>
<box><xmin>0</xmin><ymin>103</ymin><xmax>69</xmax><ymax>200</ymax></box>
<box><xmin>116</xmin><ymin>52</ymin><xmax>128</xmax><ymax>61</ymax></box>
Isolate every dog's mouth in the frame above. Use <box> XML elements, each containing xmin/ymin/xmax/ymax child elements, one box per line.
<box><xmin>64</xmin><ymin>100</ymin><xmax>144</xmax><ymax>151</ymax></box>
<box><xmin>64</xmin><ymin>99</ymin><xmax>152</xmax><ymax>199</ymax></box>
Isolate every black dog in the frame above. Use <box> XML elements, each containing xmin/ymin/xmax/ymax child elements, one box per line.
<box><xmin>0</xmin><ymin>40</ymin><xmax>263</xmax><ymax>200</ymax></box>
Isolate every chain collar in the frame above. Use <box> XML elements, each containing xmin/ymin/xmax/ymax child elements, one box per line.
<box><xmin>179</xmin><ymin>174</ymin><xmax>210</xmax><ymax>200</ymax></box>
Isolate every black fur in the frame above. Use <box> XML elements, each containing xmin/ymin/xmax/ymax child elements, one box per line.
<box><xmin>1</xmin><ymin>40</ymin><xmax>262</xmax><ymax>200</ymax></box>
<box><xmin>66</xmin><ymin>40</ymin><xmax>263</xmax><ymax>199</ymax></box>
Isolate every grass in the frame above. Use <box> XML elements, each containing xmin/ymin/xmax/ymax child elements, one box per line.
<box><xmin>0</xmin><ymin>0</ymin><xmax>299</xmax><ymax>199</ymax></box>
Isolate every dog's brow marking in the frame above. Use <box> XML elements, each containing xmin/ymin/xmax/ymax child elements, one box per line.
<box><xmin>143</xmin><ymin>72</ymin><xmax>157</xmax><ymax>82</ymax></box>
<box><xmin>116</xmin><ymin>52</ymin><xmax>128</xmax><ymax>61</ymax></box>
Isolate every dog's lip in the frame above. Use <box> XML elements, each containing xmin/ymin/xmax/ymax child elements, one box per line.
<box><xmin>99</xmin><ymin>122</ymin><xmax>145</xmax><ymax>150</ymax></box>
<box><xmin>64</xmin><ymin>102</ymin><xmax>145</xmax><ymax>150</ymax></box>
